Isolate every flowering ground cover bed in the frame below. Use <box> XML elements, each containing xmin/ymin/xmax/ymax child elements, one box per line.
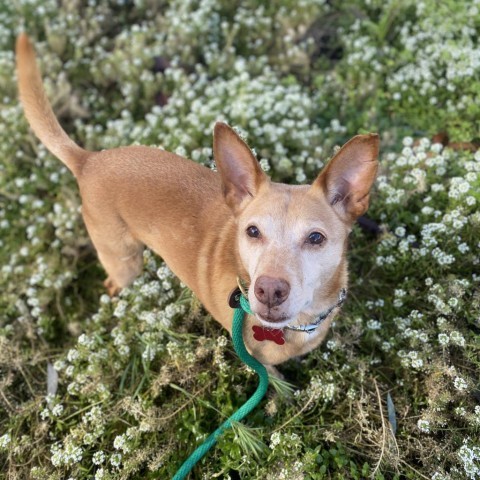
<box><xmin>1</xmin><ymin>1</ymin><xmax>479</xmax><ymax>479</ymax></box>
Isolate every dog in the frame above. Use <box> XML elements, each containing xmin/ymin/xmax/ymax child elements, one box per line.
<box><xmin>16</xmin><ymin>33</ymin><xmax>379</xmax><ymax>366</ymax></box>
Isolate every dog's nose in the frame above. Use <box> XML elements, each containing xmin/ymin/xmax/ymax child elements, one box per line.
<box><xmin>254</xmin><ymin>276</ymin><xmax>290</xmax><ymax>307</ymax></box>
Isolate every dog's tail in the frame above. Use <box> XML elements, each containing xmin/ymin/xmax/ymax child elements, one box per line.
<box><xmin>16</xmin><ymin>33</ymin><xmax>88</xmax><ymax>178</ymax></box>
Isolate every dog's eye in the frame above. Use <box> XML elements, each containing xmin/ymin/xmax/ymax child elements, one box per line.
<box><xmin>246</xmin><ymin>225</ymin><xmax>261</xmax><ymax>238</ymax></box>
<box><xmin>307</xmin><ymin>231</ymin><xmax>325</xmax><ymax>245</ymax></box>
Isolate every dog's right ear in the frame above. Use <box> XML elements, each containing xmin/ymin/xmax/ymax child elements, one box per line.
<box><xmin>213</xmin><ymin>122</ymin><xmax>268</xmax><ymax>211</ymax></box>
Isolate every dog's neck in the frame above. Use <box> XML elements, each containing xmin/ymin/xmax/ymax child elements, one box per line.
<box><xmin>284</xmin><ymin>288</ymin><xmax>347</xmax><ymax>333</ymax></box>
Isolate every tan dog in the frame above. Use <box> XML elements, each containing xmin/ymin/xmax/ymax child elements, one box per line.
<box><xmin>16</xmin><ymin>34</ymin><xmax>379</xmax><ymax>366</ymax></box>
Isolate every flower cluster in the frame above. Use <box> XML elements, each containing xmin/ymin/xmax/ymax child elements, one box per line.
<box><xmin>457</xmin><ymin>441</ymin><xmax>480</xmax><ymax>480</ymax></box>
<box><xmin>337</xmin><ymin>0</ymin><xmax>480</xmax><ymax>141</ymax></box>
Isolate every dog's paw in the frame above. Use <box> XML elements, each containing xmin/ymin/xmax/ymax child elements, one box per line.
<box><xmin>104</xmin><ymin>277</ymin><xmax>121</xmax><ymax>297</ymax></box>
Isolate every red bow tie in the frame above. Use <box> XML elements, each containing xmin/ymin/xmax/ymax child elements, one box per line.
<box><xmin>252</xmin><ymin>326</ymin><xmax>285</xmax><ymax>345</ymax></box>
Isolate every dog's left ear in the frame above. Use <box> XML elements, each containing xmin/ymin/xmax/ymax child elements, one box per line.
<box><xmin>213</xmin><ymin>122</ymin><xmax>268</xmax><ymax>211</ymax></box>
<box><xmin>313</xmin><ymin>134</ymin><xmax>379</xmax><ymax>221</ymax></box>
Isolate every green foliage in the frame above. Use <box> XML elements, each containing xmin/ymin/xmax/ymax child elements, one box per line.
<box><xmin>327</xmin><ymin>0</ymin><xmax>480</xmax><ymax>142</ymax></box>
<box><xmin>1</xmin><ymin>1</ymin><xmax>480</xmax><ymax>479</ymax></box>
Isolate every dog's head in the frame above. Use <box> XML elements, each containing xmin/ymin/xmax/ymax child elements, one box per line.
<box><xmin>214</xmin><ymin>123</ymin><xmax>379</xmax><ymax>328</ymax></box>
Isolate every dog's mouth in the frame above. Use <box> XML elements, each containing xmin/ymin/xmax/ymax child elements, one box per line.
<box><xmin>255</xmin><ymin>313</ymin><xmax>292</xmax><ymax>329</ymax></box>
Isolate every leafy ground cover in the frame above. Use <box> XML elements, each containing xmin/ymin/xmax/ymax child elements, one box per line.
<box><xmin>1</xmin><ymin>1</ymin><xmax>479</xmax><ymax>479</ymax></box>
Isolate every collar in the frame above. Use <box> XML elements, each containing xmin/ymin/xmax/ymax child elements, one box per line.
<box><xmin>228</xmin><ymin>281</ymin><xmax>347</xmax><ymax>335</ymax></box>
<box><xmin>284</xmin><ymin>288</ymin><xmax>347</xmax><ymax>333</ymax></box>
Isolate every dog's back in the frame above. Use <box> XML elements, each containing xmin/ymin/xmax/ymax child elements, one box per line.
<box><xmin>16</xmin><ymin>33</ymin><xmax>232</xmax><ymax>300</ymax></box>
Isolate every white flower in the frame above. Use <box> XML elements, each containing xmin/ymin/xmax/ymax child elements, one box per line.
<box><xmin>326</xmin><ymin>339</ymin><xmax>337</xmax><ymax>350</ymax></box>
<box><xmin>458</xmin><ymin>442</ymin><xmax>480</xmax><ymax>479</ymax></box>
<box><xmin>438</xmin><ymin>333</ymin><xmax>449</xmax><ymax>346</ymax></box>
<box><xmin>118</xmin><ymin>344</ymin><xmax>131</xmax><ymax>357</ymax></box>
<box><xmin>366</xmin><ymin>319</ymin><xmax>381</xmax><ymax>330</ymax></box>
<box><xmin>113</xmin><ymin>300</ymin><xmax>128</xmax><ymax>318</ymax></box>
<box><xmin>95</xmin><ymin>468</ymin><xmax>107</xmax><ymax>480</ymax></box>
<box><xmin>270</xmin><ymin>432</ymin><xmax>281</xmax><ymax>449</ymax></box>
<box><xmin>309</xmin><ymin>376</ymin><xmax>335</xmax><ymax>402</ymax></box>
<box><xmin>259</xmin><ymin>158</ymin><xmax>270</xmax><ymax>171</ymax></box>
<box><xmin>67</xmin><ymin>349</ymin><xmax>79</xmax><ymax>362</ymax></box>
<box><xmin>450</xmin><ymin>331</ymin><xmax>466</xmax><ymax>347</ymax></box>
<box><xmin>51</xmin><ymin>443</ymin><xmax>83</xmax><ymax>467</ymax></box>
<box><xmin>100</xmin><ymin>294</ymin><xmax>111</xmax><ymax>305</ymax></box>
<box><xmin>156</xmin><ymin>265</ymin><xmax>173</xmax><ymax>280</ymax></box>
<box><xmin>51</xmin><ymin>404</ymin><xmax>64</xmax><ymax>417</ymax></box>
<box><xmin>113</xmin><ymin>434</ymin><xmax>130</xmax><ymax>453</ymax></box>
<box><xmin>417</xmin><ymin>419</ymin><xmax>430</xmax><ymax>433</ymax></box>
<box><xmin>454</xmin><ymin>377</ymin><xmax>468</xmax><ymax>391</ymax></box>
<box><xmin>0</xmin><ymin>434</ymin><xmax>11</xmax><ymax>450</ymax></box>
<box><xmin>40</xmin><ymin>408</ymin><xmax>50</xmax><ymax>420</ymax></box>
<box><xmin>448</xmin><ymin>298</ymin><xmax>459</xmax><ymax>308</ymax></box>
<box><xmin>78</xmin><ymin>334</ymin><xmax>95</xmax><ymax>349</ymax></box>
<box><xmin>110</xmin><ymin>452</ymin><xmax>122</xmax><ymax>468</ymax></box>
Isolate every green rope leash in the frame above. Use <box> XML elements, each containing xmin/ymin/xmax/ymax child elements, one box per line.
<box><xmin>172</xmin><ymin>295</ymin><xmax>269</xmax><ymax>480</ymax></box>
